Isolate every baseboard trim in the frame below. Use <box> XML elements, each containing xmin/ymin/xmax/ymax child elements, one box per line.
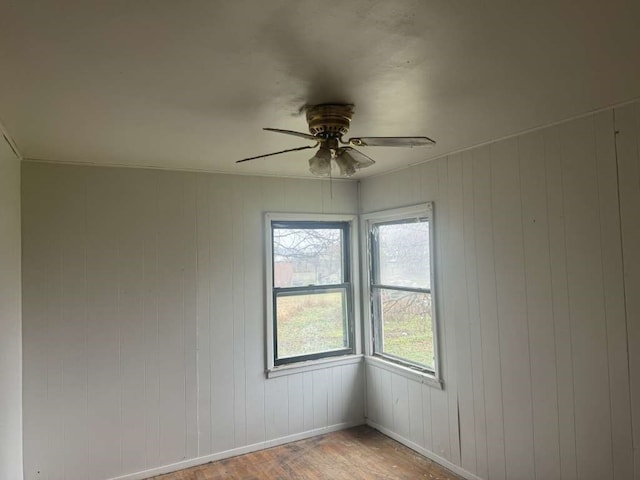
<box><xmin>366</xmin><ymin>420</ymin><xmax>484</xmax><ymax>480</ymax></box>
<box><xmin>107</xmin><ymin>420</ymin><xmax>365</xmax><ymax>480</ymax></box>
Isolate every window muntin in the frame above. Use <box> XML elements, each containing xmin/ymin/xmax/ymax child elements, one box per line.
<box><xmin>271</xmin><ymin>220</ymin><xmax>353</xmax><ymax>366</ymax></box>
<box><xmin>368</xmin><ymin>206</ymin><xmax>437</xmax><ymax>374</ymax></box>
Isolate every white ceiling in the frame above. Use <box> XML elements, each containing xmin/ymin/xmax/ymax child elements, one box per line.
<box><xmin>1</xmin><ymin>1</ymin><xmax>639</xmax><ymax>179</ymax></box>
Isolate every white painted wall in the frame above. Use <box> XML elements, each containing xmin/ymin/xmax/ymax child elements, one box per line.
<box><xmin>21</xmin><ymin>164</ymin><xmax>364</xmax><ymax>480</ymax></box>
<box><xmin>361</xmin><ymin>106</ymin><xmax>639</xmax><ymax>480</ymax></box>
<box><xmin>615</xmin><ymin>102</ymin><xmax>640</xmax><ymax>478</ymax></box>
<box><xmin>20</xmin><ymin>103</ymin><xmax>640</xmax><ymax>480</ymax></box>
<box><xmin>0</xmin><ymin>136</ymin><xmax>23</xmax><ymax>479</ymax></box>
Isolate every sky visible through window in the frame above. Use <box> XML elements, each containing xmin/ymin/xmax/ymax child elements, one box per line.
<box><xmin>273</xmin><ymin>227</ymin><xmax>343</xmax><ymax>287</ymax></box>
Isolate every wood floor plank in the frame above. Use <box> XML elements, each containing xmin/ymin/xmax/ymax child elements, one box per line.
<box><xmin>150</xmin><ymin>426</ymin><xmax>463</xmax><ymax>480</ymax></box>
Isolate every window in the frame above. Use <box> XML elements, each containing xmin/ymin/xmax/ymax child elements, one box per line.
<box><xmin>364</xmin><ymin>204</ymin><xmax>439</xmax><ymax>379</ymax></box>
<box><xmin>266</xmin><ymin>213</ymin><xmax>358</xmax><ymax>372</ymax></box>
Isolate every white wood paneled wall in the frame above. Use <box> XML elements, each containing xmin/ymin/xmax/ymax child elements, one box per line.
<box><xmin>361</xmin><ymin>107</ymin><xmax>638</xmax><ymax>480</ymax></box>
<box><xmin>20</xmin><ymin>102</ymin><xmax>640</xmax><ymax>480</ymax></box>
<box><xmin>0</xmin><ymin>135</ymin><xmax>23</xmax><ymax>479</ymax></box>
<box><xmin>21</xmin><ymin>164</ymin><xmax>365</xmax><ymax>480</ymax></box>
<box><xmin>615</xmin><ymin>102</ymin><xmax>640</xmax><ymax>477</ymax></box>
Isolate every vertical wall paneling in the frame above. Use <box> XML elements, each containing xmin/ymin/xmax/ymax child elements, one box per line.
<box><xmin>462</xmin><ymin>150</ymin><xmax>488</xmax><ymax>480</ymax></box>
<box><xmin>156</xmin><ymin>172</ymin><xmax>190</xmax><ymax>464</ymax></box>
<box><xmin>141</xmin><ymin>170</ymin><xmax>161</xmax><ymax>470</ymax></box>
<box><xmin>182</xmin><ymin>174</ymin><xmax>200</xmax><ymax>460</ymax></box>
<box><xmin>421</xmin><ymin>383</ymin><xmax>434</xmax><ymax>453</ymax></box>
<box><xmin>22</xmin><ymin>165</ymin><xmax>50</xmax><ymax>479</ymax></box>
<box><xmin>491</xmin><ymin>138</ymin><xmax>535</xmax><ymax>479</ymax></box>
<box><xmin>195</xmin><ymin>175</ymin><xmax>212</xmax><ymax>455</ymax></box>
<box><xmin>390</xmin><ymin>374</ymin><xmax>410</xmax><ymax>439</ymax></box>
<box><xmin>265</xmin><ymin>376</ymin><xmax>288</xmax><ymax>440</ymax></box>
<box><xmin>614</xmin><ymin>103</ymin><xmax>640</xmax><ymax>478</ymax></box>
<box><xmin>86</xmin><ymin>167</ymin><xmax>123</xmax><ymax>479</ymax></box>
<box><xmin>435</xmin><ymin>157</ymin><xmax>456</xmax><ymax>463</ymax></box>
<box><xmin>543</xmin><ymin>124</ymin><xmax>579</xmax><ymax>480</ymax></box>
<box><xmin>0</xmin><ymin>137</ymin><xmax>22</xmax><ymax>480</ymax></box>
<box><xmin>343</xmin><ymin>363</ymin><xmax>364</xmax><ymax>424</ymax></box>
<box><xmin>287</xmin><ymin>374</ymin><xmax>304</xmax><ymax>435</ymax></box>
<box><xmin>43</xmin><ymin>167</ymin><xmax>65</xmax><ymax>479</ymax></box>
<box><xmin>594</xmin><ymin>110</ymin><xmax>635</xmax><ymax>479</ymax></box>
<box><xmin>428</xmin><ymin>355</ymin><xmax>452</xmax><ymax>461</ymax></box>
<box><xmin>365</xmin><ymin>363</ymin><xmax>379</xmax><ymax>425</ymax></box>
<box><xmin>360</xmin><ymin>102</ymin><xmax>638</xmax><ymax>480</ymax></box>
<box><xmin>232</xmin><ymin>175</ymin><xmax>248</xmax><ymax>447</ymax></box>
<box><xmin>560</xmin><ymin>116</ymin><xmax>614</xmax><ymax>480</ymax></box>
<box><xmin>21</xmin><ymin>165</ymin><xmax>363</xmax><ymax>480</ymax></box>
<box><xmin>326</xmin><ymin>369</ymin><xmax>335</xmax><ymax>428</ymax></box>
<box><xmin>209</xmin><ymin>173</ymin><xmax>236</xmax><ymax>453</ymax></box>
<box><xmin>371</xmin><ymin>364</ymin><xmax>382</xmax><ymax>427</ymax></box>
<box><xmin>447</xmin><ymin>153</ymin><xmax>476</xmax><ymax>473</ymax></box>
<box><xmin>312</xmin><ymin>369</ymin><xmax>329</xmax><ymax>429</ymax></box>
<box><xmin>339</xmin><ymin>367</ymin><xmax>349</xmax><ymax>424</ymax></box>
<box><xmin>334</xmin><ymin>366</ymin><xmax>348</xmax><ymax>425</ymax></box>
<box><xmin>54</xmin><ymin>167</ymin><xmax>89</xmax><ymax>479</ymax></box>
<box><xmin>379</xmin><ymin>368</ymin><xmax>394</xmax><ymax>430</ymax></box>
<box><xmin>117</xmin><ymin>169</ymin><xmax>148</xmax><ymax>475</ymax></box>
<box><xmin>407</xmin><ymin>379</ymin><xmax>425</xmax><ymax>447</ymax></box>
<box><xmin>419</xmin><ymin>159</ymin><xmax>443</xmax><ymax>462</ymax></box>
<box><xmin>472</xmin><ymin>145</ymin><xmax>507</xmax><ymax>480</ymax></box>
<box><xmin>518</xmin><ymin>130</ymin><xmax>561</xmax><ymax>480</ymax></box>
<box><xmin>302</xmin><ymin>371</ymin><xmax>314</xmax><ymax>432</ymax></box>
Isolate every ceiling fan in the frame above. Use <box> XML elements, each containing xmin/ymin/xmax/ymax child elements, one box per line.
<box><xmin>236</xmin><ymin>104</ymin><xmax>435</xmax><ymax>177</ymax></box>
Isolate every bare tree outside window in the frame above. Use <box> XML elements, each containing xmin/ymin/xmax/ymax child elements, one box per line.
<box><xmin>273</xmin><ymin>228</ymin><xmax>343</xmax><ymax>287</ymax></box>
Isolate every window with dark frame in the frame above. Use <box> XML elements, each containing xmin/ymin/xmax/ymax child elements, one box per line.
<box><xmin>368</xmin><ymin>209</ymin><xmax>437</xmax><ymax>374</ymax></box>
<box><xmin>271</xmin><ymin>220</ymin><xmax>354</xmax><ymax>366</ymax></box>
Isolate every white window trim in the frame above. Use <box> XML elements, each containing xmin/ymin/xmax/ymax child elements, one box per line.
<box><xmin>360</xmin><ymin>203</ymin><xmax>442</xmax><ymax>387</ymax></box>
<box><xmin>365</xmin><ymin>355</ymin><xmax>443</xmax><ymax>389</ymax></box>
<box><xmin>267</xmin><ymin>354</ymin><xmax>364</xmax><ymax>379</ymax></box>
<box><xmin>265</xmin><ymin>212</ymin><xmax>361</xmax><ymax>377</ymax></box>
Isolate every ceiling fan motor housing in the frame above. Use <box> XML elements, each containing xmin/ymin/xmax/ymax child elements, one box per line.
<box><xmin>305</xmin><ymin>104</ymin><xmax>354</xmax><ymax>137</ymax></box>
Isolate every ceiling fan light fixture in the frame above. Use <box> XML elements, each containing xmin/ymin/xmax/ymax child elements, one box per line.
<box><xmin>308</xmin><ymin>147</ymin><xmax>332</xmax><ymax>176</ymax></box>
<box><xmin>236</xmin><ymin>104</ymin><xmax>435</xmax><ymax>176</ymax></box>
<box><xmin>334</xmin><ymin>152</ymin><xmax>358</xmax><ymax>176</ymax></box>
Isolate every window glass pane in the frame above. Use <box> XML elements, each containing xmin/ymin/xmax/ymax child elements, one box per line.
<box><xmin>378</xmin><ymin>288</ymin><xmax>434</xmax><ymax>369</ymax></box>
<box><xmin>377</xmin><ymin>220</ymin><xmax>430</xmax><ymax>289</ymax></box>
<box><xmin>276</xmin><ymin>290</ymin><xmax>348</xmax><ymax>359</ymax></box>
<box><xmin>273</xmin><ymin>227</ymin><xmax>343</xmax><ymax>287</ymax></box>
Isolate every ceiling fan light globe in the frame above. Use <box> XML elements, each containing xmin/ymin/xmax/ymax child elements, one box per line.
<box><xmin>308</xmin><ymin>148</ymin><xmax>332</xmax><ymax>176</ymax></box>
<box><xmin>335</xmin><ymin>157</ymin><xmax>357</xmax><ymax>176</ymax></box>
<box><xmin>335</xmin><ymin>151</ymin><xmax>361</xmax><ymax>176</ymax></box>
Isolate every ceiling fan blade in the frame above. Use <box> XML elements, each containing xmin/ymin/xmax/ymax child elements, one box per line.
<box><xmin>236</xmin><ymin>144</ymin><xmax>317</xmax><ymax>163</ymax></box>
<box><xmin>348</xmin><ymin>136</ymin><xmax>436</xmax><ymax>147</ymax></box>
<box><xmin>338</xmin><ymin>147</ymin><xmax>375</xmax><ymax>168</ymax></box>
<box><xmin>263</xmin><ymin>127</ymin><xmax>320</xmax><ymax>142</ymax></box>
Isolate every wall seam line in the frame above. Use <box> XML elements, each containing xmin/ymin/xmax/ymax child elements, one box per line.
<box><xmin>516</xmin><ymin>136</ymin><xmax>537</xmax><ymax>480</ymax></box>
<box><xmin>612</xmin><ymin>107</ymin><xmax>636</xmax><ymax>471</ymax></box>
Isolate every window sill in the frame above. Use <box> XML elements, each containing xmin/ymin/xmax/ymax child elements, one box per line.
<box><xmin>365</xmin><ymin>355</ymin><xmax>443</xmax><ymax>390</ymax></box>
<box><xmin>267</xmin><ymin>354</ymin><xmax>364</xmax><ymax>379</ymax></box>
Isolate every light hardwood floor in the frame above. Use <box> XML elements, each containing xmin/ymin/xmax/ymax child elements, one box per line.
<box><xmin>149</xmin><ymin>426</ymin><xmax>463</xmax><ymax>479</ymax></box>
